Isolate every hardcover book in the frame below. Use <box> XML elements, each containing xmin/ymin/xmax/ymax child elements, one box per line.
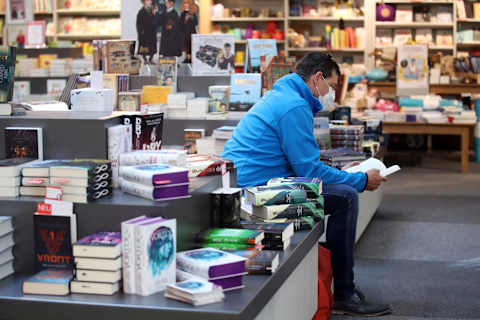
<box><xmin>73</xmin><ymin>232</ymin><xmax>122</xmax><ymax>259</ymax></box>
<box><xmin>192</xmin><ymin>34</ymin><xmax>236</xmax><ymax>76</ymax></box>
<box><xmin>165</xmin><ymin>278</ymin><xmax>225</xmax><ymax>306</ymax></box>
<box><xmin>229</xmin><ymin>73</ymin><xmax>262</xmax><ymax>112</ymax></box>
<box><xmin>157</xmin><ymin>57</ymin><xmax>177</xmax><ymax>92</ymax></box>
<box><xmin>184</xmin><ymin>129</ymin><xmax>205</xmax><ymax>155</ymax></box>
<box><xmin>231</xmin><ymin>250</ymin><xmax>280</xmax><ymax>275</ymax></box>
<box><xmin>187</xmin><ymin>154</ymin><xmax>234</xmax><ymax>178</ymax></box>
<box><xmin>246</xmin><ymin>184</ymin><xmax>320</xmax><ymax>207</ymax></box>
<box><xmin>198</xmin><ymin>228</ymin><xmax>264</xmax><ymax>245</ymax></box>
<box><xmin>119</xmin><ymin>164</ymin><xmax>189</xmax><ymax>187</ymax></box>
<box><xmin>0</xmin><ymin>261</ymin><xmax>13</xmax><ymax>281</ymax></box>
<box><xmin>70</xmin><ymin>280</ymin><xmax>120</xmax><ymax>295</ymax></box>
<box><xmin>121</xmin><ymin>215</ymin><xmax>149</xmax><ymax>294</ymax></box>
<box><xmin>246</xmin><ymin>39</ymin><xmax>278</xmax><ymax>69</ymax></box>
<box><xmin>74</xmin><ymin>256</ymin><xmax>122</xmax><ymax>271</ymax></box>
<box><xmin>119</xmin><ymin>150</ymin><xmax>187</xmax><ymax>167</ymax></box>
<box><xmin>123</xmin><ymin>113</ymin><xmax>164</xmax><ymax>151</ymax></box>
<box><xmin>5</xmin><ymin>127</ymin><xmax>43</xmax><ymax>160</ymax></box>
<box><xmin>177</xmin><ymin>248</ymin><xmax>246</xmax><ymax>280</ymax></box>
<box><xmin>0</xmin><ymin>216</ymin><xmax>13</xmax><ymax>238</ymax></box>
<box><xmin>108</xmin><ymin>124</ymin><xmax>133</xmax><ymax>188</ymax></box>
<box><xmin>207</xmin><ymin>273</ymin><xmax>245</xmax><ymax>292</ymax></box>
<box><xmin>135</xmin><ymin>217</ymin><xmax>177</xmax><ymax>296</ymax></box>
<box><xmin>208</xmin><ymin>85</ymin><xmax>230</xmax><ymax>114</ymax></box>
<box><xmin>120</xmin><ymin>178</ymin><xmax>189</xmax><ymax>201</ymax></box>
<box><xmin>34</xmin><ymin>214</ymin><xmax>76</xmax><ymax>270</ymax></box>
<box><xmin>22</xmin><ymin>268</ymin><xmax>73</xmax><ymax>296</ymax></box>
<box><xmin>240</xmin><ymin>222</ymin><xmax>294</xmax><ymax>241</ymax></box>
<box><xmin>252</xmin><ymin>198</ymin><xmax>325</xmax><ymax>221</ymax></box>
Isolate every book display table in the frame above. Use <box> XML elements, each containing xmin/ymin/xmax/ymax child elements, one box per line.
<box><xmin>383</xmin><ymin>122</ymin><xmax>475</xmax><ymax>173</ymax></box>
<box><xmin>0</xmin><ymin>112</ymin><xmax>324</xmax><ymax>320</ymax></box>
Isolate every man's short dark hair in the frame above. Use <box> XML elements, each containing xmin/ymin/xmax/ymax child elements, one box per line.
<box><xmin>167</xmin><ymin>0</ymin><xmax>175</xmax><ymax>3</ymax></box>
<box><xmin>224</xmin><ymin>43</ymin><xmax>231</xmax><ymax>48</ymax></box>
<box><xmin>295</xmin><ymin>52</ymin><xmax>340</xmax><ymax>81</ymax></box>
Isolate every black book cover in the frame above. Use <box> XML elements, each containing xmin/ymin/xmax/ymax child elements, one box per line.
<box><xmin>210</xmin><ymin>192</ymin><xmax>223</xmax><ymax>228</ymax></box>
<box><xmin>210</xmin><ymin>189</ymin><xmax>242</xmax><ymax>228</ymax></box>
<box><xmin>123</xmin><ymin>113</ymin><xmax>164</xmax><ymax>151</ymax></box>
<box><xmin>34</xmin><ymin>215</ymin><xmax>74</xmax><ymax>271</ymax></box>
<box><xmin>70</xmin><ymin>160</ymin><xmax>112</xmax><ymax>175</ymax></box>
<box><xmin>262</xmin><ymin>239</ymin><xmax>286</xmax><ymax>250</ymax></box>
<box><xmin>5</xmin><ymin>128</ymin><xmax>41</xmax><ymax>159</ymax></box>
<box><xmin>240</xmin><ymin>222</ymin><xmax>291</xmax><ymax>240</ymax></box>
<box><xmin>247</xmin><ymin>251</ymin><xmax>278</xmax><ymax>275</ymax></box>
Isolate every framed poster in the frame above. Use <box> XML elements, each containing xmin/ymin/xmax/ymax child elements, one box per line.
<box><xmin>25</xmin><ymin>20</ymin><xmax>45</xmax><ymax>48</ymax></box>
<box><xmin>6</xmin><ymin>0</ymin><xmax>33</xmax><ymax>24</ymax></box>
<box><xmin>397</xmin><ymin>45</ymin><xmax>429</xmax><ymax>96</ymax></box>
<box><xmin>192</xmin><ymin>34</ymin><xmax>235</xmax><ymax>76</ymax></box>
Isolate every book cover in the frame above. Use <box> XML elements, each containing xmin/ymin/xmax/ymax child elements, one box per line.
<box><xmin>47</xmin><ymin>79</ymin><xmax>67</xmax><ymax>96</ymax></box>
<box><xmin>240</xmin><ymin>221</ymin><xmax>294</xmax><ymax>241</ymax></box>
<box><xmin>229</xmin><ymin>73</ymin><xmax>262</xmax><ymax>112</ymax></box>
<box><xmin>5</xmin><ymin>127</ymin><xmax>43</xmax><ymax>160</ymax></box>
<box><xmin>231</xmin><ymin>250</ymin><xmax>279</xmax><ymax>275</ymax></box>
<box><xmin>135</xmin><ymin>218</ymin><xmax>177</xmax><ymax>296</ymax></box>
<box><xmin>415</xmin><ymin>29</ymin><xmax>433</xmax><ymax>45</ymax></box>
<box><xmin>395</xmin><ymin>5</ymin><xmax>413</xmax><ymax>22</ymax></box>
<box><xmin>246</xmin><ymin>183</ymin><xmax>321</xmax><ymax>206</ymax></box>
<box><xmin>266</xmin><ymin>217</ymin><xmax>316</xmax><ymax>231</ymax></box>
<box><xmin>123</xmin><ymin>113</ymin><xmax>164</xmax><ymax>151</ymax></box>
<box><xmin>121</xmin><ymin>215</ymin><xmax>149</xmax><ymax>294</ymax></box>
<box><xmin>393</xmin><ymin>29</ymin><xmax>413</xmax><ymax>46</ymax></box>
<box><xmin>119</xmin><ymin>163</ymin><xmax>189</xmax><ymax>187</ymax></box>
<box><xmin>203</xmin><ymin>242</ymin><xmax>260</xmax><ymax>251</ymax></box>
<box><xmin>192</xmin><ymin>34</ymin><xmax>235</xmax><ymax>76</ymax></box>
<box><xmin>105</xmin><ymin>40</ymin><xmax>140</xmax><ymax>75</ymax></box>
<box><xmin>119</xmin><ymin>178</ymin><xmax>189</xmax><ymax>201</ymax></box>
<box><xmin>73</xmin><ymin>232</ymin><xmax>121</xmax><ymax>259</ymax></box>
<box><xmin>22</xmin><ymin>268</ymin><xmax>73</xmax><ymax>296</ymax></box>
<box><xmin>22</xmin><ymin>160</ymin><xmax>69</xmax><ymax>177</ymax></box>
<box><xmin>0</xmin><ymin>46</ymin><xmax>16</xmax><ymax>103</ymax></box>
<box><xmin>208</xmin><ymin>85</ymin><xmax>230</xmax><ymax>114</ymax></box>
<box><xmin>376</xmin><ymin>29</ymin><xmax>392</xmax><ymax>46</ymax></box>
<box><xmin>177</xmin><ymin>248</ymin><xmax>246</xmax><ymax>280</ymax></box>
<box><xmin>263</xmin><ymin>238</ymin><xmax>290</xmax><ymax>251</ymax></box>
<box><xmin>50</xmin><ymin>160</ymin><xmax>112</xmax><ymax>179</ymax></box>
<box><xmin>247</xmin><ymin>39</ymin><xmax>278</xmax><ymax>69</ymax></box>
<box><xmin>184</xmin><ymin>129</ymin><xmax>205</xmax><ymax>155</ymax></box>
<box><xmin>34</xmin><ymin>214</ymin><xmax>75</xmax><ymax>270</ymax></box>
<box><xmin>0</xmin><ymin>157</ymin><xmax>36</xmax><ymax>177</ymax></box>
<box><xmin>13</xmin><ymin>80</ymin><xmax>30</xmax><ymax>102</ymax></box>
<box><xmin>210</xmin><ymin>188</ymin><xmax>242</xmax><ymax>228</ymax></box>
<box><xmin>252</xmin><ymin>198</ymin><xmax>325</xmax><ymax>221</ymax></box>
<box><xmin>157</xmin><ymin>57</ymin><xmax>177</xmax><ymax>92</ymax></box>
<box><xmin>198</xmin><ymin>228</ymin><xmax>264</xmax><ymax>245</ymax></box>
<box><xmin>108</xmin><ymin>124</ymin><xmax>133</xmax><ymax>188</ymax></box>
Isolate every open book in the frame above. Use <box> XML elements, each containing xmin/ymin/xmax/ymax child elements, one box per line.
<box><xmin>345</xmin><ymin>158</ymin><xmax>401</xmax><ymax>177</ymax></box>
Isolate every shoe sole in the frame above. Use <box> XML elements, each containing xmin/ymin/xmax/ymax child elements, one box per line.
<box><xmin>331</xmin><ymin>308</ymin><xmax>393</xmax><ymax>317</ymax></box>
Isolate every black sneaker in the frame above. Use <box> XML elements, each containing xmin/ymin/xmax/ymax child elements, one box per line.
<box><xmin>332</xmin><ymin>288</ymin><xmax>392</xmax><ymax>317</ymax></box>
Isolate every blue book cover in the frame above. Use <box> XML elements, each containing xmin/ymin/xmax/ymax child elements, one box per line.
<box><xmin>247</xmin><ymin>39</ymin><xmax>278</xmax><ymax>69</ymax></box>
<box><xmin>25</xmin><ymin>268</ymin><xmax>73</xmax><ymax>284</ymax></box>
<box><xmin>229</xmin><ymin>74</ymin><xmax>262</xmax><ymax>112</ymax></box>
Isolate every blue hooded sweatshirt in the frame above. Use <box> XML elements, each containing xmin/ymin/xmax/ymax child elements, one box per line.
<box><xmin>222</xmin><ymin>73</ymin><xmax>367</xmax><ymax>191</ymax></box>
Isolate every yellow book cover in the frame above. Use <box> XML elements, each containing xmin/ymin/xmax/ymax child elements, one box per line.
<box><xmin>474</xmin><ymin>3</ymin><xmax>480</xmax><ymax>19</ymax></box>
<box><xmin>335</xmin><ymin>28</ymin><xmax>340</xmax><ymax>49</ymax></box>
<box><xmin>38</xmin><ymin>54</ymin><xmax>57</xmax><ymax>69</ymax></box>
<box><xmin>142</xmin><ymin>86</ymin><xmax>172</xmax><ymax>104</ymax></box>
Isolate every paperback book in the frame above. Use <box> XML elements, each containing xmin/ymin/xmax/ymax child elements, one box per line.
<box><xmin>135</xmin><ymin>217</ymin><xmax>177</xmax><ymax>296</ymax></box>
<box><xmin>123</xmin><ymin>113</ymin><xmax>164</xmax><ymax>151</ymax></box>
<box><xmin>5</xmin><ymin>127</ymin><xmax>43</xmax><ymax>160</ymax></box>
<box><xmin>119</xmin><ymin>164</ymin><xmax>189</xmax><ymax>187</ymax></box>
<box><xmin>165</xmin><ymin>279</ymin><xmax>225</xmax><ymax>306</ymax></box>
<box><xmin>229</xmin><ymin>73</ymin><xmax>262</xmax><ymax>112</ymax></box>
<box><xmin>245</xmin><ymin>185</ymin><xmax>312</xmax><ymax>207</ymax></box>
<box><xmin>70</xmin><ymin>280</ymin><xmax>120</xmax><ymax>295</ymax></box>
<box><xmin>22</xmin><ymin>268</ymin><xmax>73</xmax><ymax>296</ymax></box>
<box><xmin>252</xmin><ymin>198</ymin><xmax>325</xmax><ymax>221</ymax></box>
<box><xmin>240</xmin><ymin>221</ymin><xmax>294</xmax><ymax>242</ymax></box>
<box><xmin>231</xmin><ymin>250</ymin><xmax>279</xmax><ymax>275</ymax></box>
<box><xmin>208</xmin><ymin>85</ymin><xmax>230</xmax><ymax>114</ymax></box>
<box><xmin>73</xmin><ymin>232</ymin><xmax>122</xmax><ymax>259</ymax></box>
<box><xmin>157</xmin><ymin>57</ymin><xmax>177</xmax><ymax>92</ymax></box>
<box><xmin>119</xmin><ymin>150</ymin><xmax>187</xmax><ymax>167</ymax></box>
<box><xmin>197</xmin><ymin>228</ymin><xmax>264</xmax><ymax>245</ymax></box>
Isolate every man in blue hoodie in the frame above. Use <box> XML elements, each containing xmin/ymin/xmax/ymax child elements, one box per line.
<box><xmin>222</xmin><ymin>53</ymin><xmax>391</xmax><ymax>317</ymax></box>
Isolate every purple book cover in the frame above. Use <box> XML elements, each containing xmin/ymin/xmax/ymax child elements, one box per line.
<box><xmin>153</xmin><ymin>184</ymin><xmax>189</xmax><ymax>200</ymax></box>
<box><xmin>210</xmin><ymin>274</ymin><xmax>244</xmax><ymax>290</ymax></box>
<box><xmin>76</xmin><ymin>232</ymin><xmax>121</xmax><ymax>247</ymax></box>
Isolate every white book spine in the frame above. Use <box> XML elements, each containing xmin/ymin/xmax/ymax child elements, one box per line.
<box><xmin>119</xmin><ymin>152</ymin><xmax>186</xmax><ymax>167</ymax></box>
<box><xmin>177</xmin><ymin>255</ymin><xmax>210</xmax><ymax>279</ymax></box>
<box><xmin>120</xmin><ymin>178</ymin><xmax>154</xmax><ymax>201</ymax></box>
<box><xmin>121</xmin><ymin>216</ymin><xmax>146</xmax><ymax>294</ymax></box>
<box><xmin>119</xmin><ymin>167</ymin><xmax>153</xmax><ymax>186</ymax></box>
<box><xmin>108</xmin><ymin>125</ymin><xmax>133</xmax><ymax>189</ymax></box>
<box><xmin>135</xmin><ymin>219</ymin><xmax>177</xmax><ymax>296</ymax></box>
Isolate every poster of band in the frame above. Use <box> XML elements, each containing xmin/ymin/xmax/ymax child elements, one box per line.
<box><xmin>396</xmin><ymin>45</ymin><xmax>429</xmax><ymax>96</ymax></box>
<box><xmin>134</xmin><ymin>0</ymin><xmax>198</xmax><ymax>63</ymax></box>
<box><xmin>192</xmin><ymin>34</ymin><xmax>235</xmax><ymax>76</ymax></box>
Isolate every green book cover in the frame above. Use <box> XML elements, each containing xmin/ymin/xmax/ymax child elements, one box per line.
<box><xmin>0</xmin><ymin>46</ymin><xmax>16</xmax><ymax>102</ymax></box>
<box><xmin>252</xmin><ymin>197</ymin><xmax>325</xmax><ymax>220</ymax></box>
<box><xmin>245</xmin><ymin>186</ymin><xmax>308</xmax><ymax>207</ymax></box>
<box><xmin>203</xmin><ymin>242</ymin><xmax>258</xmax><ymax>251</ymax></box>
<box><xmin>199</xmin><ymin>228</ymin><xmax>264</xmax><ymax>245</ymax></box>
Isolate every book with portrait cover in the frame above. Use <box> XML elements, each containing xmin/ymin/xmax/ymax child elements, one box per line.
<box><xmin>34</xmin><ymin>214</ymin><xmax>76</xmax><ymax>271</ymax></box>
<box><xmin>157</xmin><ymin>57</ymin><xmax>177</xmax><ymax>92</ymax></box>
<box><xmin>5</xmin><ymin>127</ymin><xmax>43</xmax><ymax>160</ymax></box>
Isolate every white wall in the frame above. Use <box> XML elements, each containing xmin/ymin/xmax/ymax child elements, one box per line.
<box><xmin>121</xmin><ymin>0</ymin><xmax>142</xmax><ymax>40</ymax></box>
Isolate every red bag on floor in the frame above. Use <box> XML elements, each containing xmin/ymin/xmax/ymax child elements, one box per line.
<box><xmin>312</xmin><ymin>244</ymin><xmax>333</xmax><ymax>320</ymax></box>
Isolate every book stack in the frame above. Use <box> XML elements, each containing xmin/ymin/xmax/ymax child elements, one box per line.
<box><xmin>167</xmin><ymin>92</ymin><xmax>195</xmax><ymax>118</ymax></box>
<box><xmin>320</xmin><ymin>148</ymin><xmax>366</xmax><ymax>169</ymax></box>
<box><xmin>122</xmin><ymin>216</ymin><xmax>177</xmax><ymax>296</ymax></box>
<box><xmin>21</xmin><ymin>160</ymin><xmax>68</xmax><ymax>197</ymax></box>
<box><xmin>0</xmin><ymin>217</ymin><xmax>14</xmax><ymax>280</ymax></box>
<box><xmin>213</xmin><ymin>126</ymin><xmax>236</xmax><ymax>154</ymax></box>
<box><xmin>49</xmin><ymin>59</ymin><xmax>71</xmax><ymax>77</ymax></box>
<box><xmin>177</xmin><ymin>248</ymin><xmax>247</xmax><ymax>292</ymax></box>
<box><xmin>119</xmin><ymin>150</ymin><xmax>187</xmax><ymax>168</ymax></box>
<box><xmin>0</xmin><ymin>158</ymin><xmax>38</xmax><ymax>197</ymax></box>
<box><xmin>186</xmin><ymin>154</ymin><xmax>234</xmax><ymax>178</ymax></box>
<box><xmin>71</xmin><ymin>232</ymin><xmax>122</xmax><ymax>295</ymax></box>
<box><xmin>231</xmin><ymin>249</ymin><xmax>280</xmax><ymax>275</ymax></box>
<box><xmin>119</xmin><ymin>164</ymin><xmax>190</xmax><ymax>201</ymax></box>
<box><xmin>166</xmin><ymin>278</ymin><xmax>224</xmax><ymax>306</ymax></box>
<box><xmin>198</xmin><ymin>228</ymin><xmax>265</xmax><ymax>251</ymax></box>
<box><xmin>240</xmin><ymin>221</ymin><xmax>295</xmax><ymax>253</ymax></box>
<box><xmin>329</xmin><ymin>125</ymin><xmax>364</xmax><ymax>152</ymax></box>
<box><xmin>49</xmin><ymin>160</ymin><xmax>113</xmax><ymax>203</ymax></box>
<box><xmin>243</xmin><ymin>177</ymin><xmax>324</xmax><ymax>244</ymax></box>
<box><xmin>187</xmin><ymin>98</ymin><xmax>209</xmax><ymax>118</ymax></box>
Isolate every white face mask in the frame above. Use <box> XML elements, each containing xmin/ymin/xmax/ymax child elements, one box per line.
<box><xmin>316</xmin><ymin>76</ymin><xmax>336</xmax><ymax>111</ymax></box>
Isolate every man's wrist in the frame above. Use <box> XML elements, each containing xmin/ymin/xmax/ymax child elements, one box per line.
<box><xmin>362</xmin><ymin>172</ymin><xmax>369</xmax><ymax>192</ymax></box>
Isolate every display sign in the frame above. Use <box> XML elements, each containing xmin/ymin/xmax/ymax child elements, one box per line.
<box><xmin>397</xmin><ymin>45</ymin><xmax>429</xmax><ymax>96</ymax></box>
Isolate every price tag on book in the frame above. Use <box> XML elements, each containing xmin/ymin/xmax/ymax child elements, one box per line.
<box><xmin>37</xmin><ymin>202</ymin><xmax>52</xmax><ymax>215</ymax></box>
<box><xmin>45</xmin><ymin>186</ymin><xmax>63</xmax><ymax>201</ymax></box>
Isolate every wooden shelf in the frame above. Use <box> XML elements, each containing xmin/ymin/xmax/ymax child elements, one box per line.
<box><xmin>288</xmin><ymin>47</ymin><xmax>364</xmax><ymax>52</ymax></box>
<box><xmin>375</xmin><ymin>0</ymin><xmax>453</xmax><ymax>3</ymax></box>
<box><xmin>376</xmin><ymin>45</ymin><xmax>454</xmax><ymax>50</ymax></box>
<box><xmin>376</xmin><ymin>22</ymin><xmax>454</xmax><ymax>28</ymax></box>
<box><xmin>288</xmin><ymin>16</ymin><xmax>364</xmax><ymax>22</ymax></box>
<box><xmin>56</xmin><ymin>9</ymin><xmax>120</xmax><ymax>16</ymax></box>
<box><xmin>235</xmin><ymin>40</ymin><xmax>285</xmax><ymax>44</ymax></box>
<box><xmin>368</xmin><ymin>81</ymin><xmax>480</xmax><ymax>94</ymax></box>
<box><xmin>211</xmin><ymin>17</ymin><xmax>285</xmax><ymax>22</ymax></box>
<box><xmin>457</xmin><ymin>42</ymin><xmax>480</xmax><ymax>48</ymax></box>
<box><xmin>34</xmin><ymin>12</ymin><xmax>53</xmax><ymax>15</ymax></box>
<box><xmin>457</xmin><ymin>19</ymin><xmax>480</xmax><ymax>23</ymax></box>
<box><xmin>57</xmin><ymin>34</ymin><xmax>121</xmax><ymax>40</ymax></box>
